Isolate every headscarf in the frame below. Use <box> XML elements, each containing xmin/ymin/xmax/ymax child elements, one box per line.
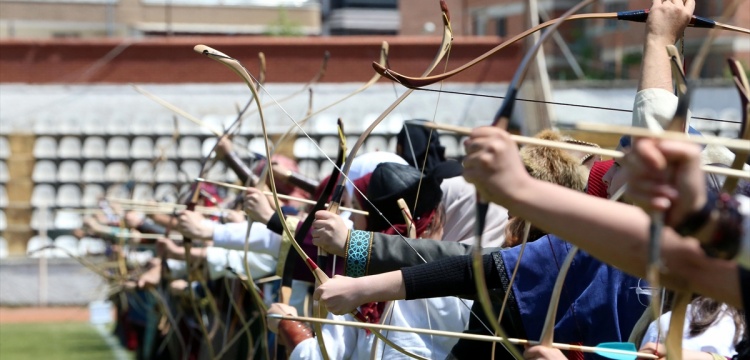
<box><xmin>440</xmin><ymin>176</ymin><xmax>508</xmax><ymax>248</ymax></box>
<box><xmin>396</xmin><ymin>120</ymin><xmax>447</xmax><ymax>172</ymax></box>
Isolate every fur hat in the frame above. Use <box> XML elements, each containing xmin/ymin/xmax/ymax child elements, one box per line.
<box><xmin>520</xmin><ymin>130</ymin><xmax>588</xmax><ymax>192</ymax></box>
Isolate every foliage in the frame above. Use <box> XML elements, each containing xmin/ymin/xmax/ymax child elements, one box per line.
<box><xmin>264</xmin><ymin>7</ymin><xmax>304</xmax><ymax>37</ymax></box>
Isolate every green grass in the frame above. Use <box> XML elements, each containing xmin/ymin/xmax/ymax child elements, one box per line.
<box><xmin>0</xmin><ymin>322</ymin><xmax>129</xmax><ymax>360</ymax></box>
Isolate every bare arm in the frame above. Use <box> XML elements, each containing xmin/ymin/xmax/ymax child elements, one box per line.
<box><xmin>637</xmin><ymin>0</ymin><xmax>695</xmax><ymax>92</ymax></box>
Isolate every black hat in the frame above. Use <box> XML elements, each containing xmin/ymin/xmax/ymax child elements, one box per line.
<box><xmin>364</xmin><ymin>162</ymin><xmax>443</xmax><ymax>232</ymax></box>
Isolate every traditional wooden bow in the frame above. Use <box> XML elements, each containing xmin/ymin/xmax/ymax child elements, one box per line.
<box><xmin>372</xmin><ymin>9</ymin><xmax>750</xmax><ymax>88</ymax></box>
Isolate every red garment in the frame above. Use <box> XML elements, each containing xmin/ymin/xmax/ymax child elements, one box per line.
<box><xmin>586</xmin><ymin>160</ymin><xmax>613</xmax><ymax>199</ymax></box>
<box><xmin>383</xmin><ymin>208</ymin><xmax>436</xmax><ymax>238</ymax></box>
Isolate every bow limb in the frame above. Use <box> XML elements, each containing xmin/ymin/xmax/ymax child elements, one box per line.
<box><xmin>316</xmin><ymin>119</ymin><xmax>347</xmax><ymax>277</ymax></box>
<box><xmin>472</xmin><ymin>2</ymin><xmax>596</xmax><ymax>358</ymax></box>
<box><xmin>271</xmin><ymin>41</ymin><xmax>389</xmax><ymax>156</ymax></box>
<box><xmin>374</xmin><ymin>11</ymin><xmax>750</xmax><ymax>88</ymax></box>
<box><xmin>237</xmin><ymin>52</ymin><xmax>330</xmax><ymax>124</ymax></box>
<box><xmin>333</xmin><ymin>0</ymin><xmax>453</xmax><ymax>196</ymax></box>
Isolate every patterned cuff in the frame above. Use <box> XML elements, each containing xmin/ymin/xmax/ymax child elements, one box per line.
<box><xmin>345</xmin><ymin>230</ymin><xmax>372</xmax><ymax>278</ymax></box>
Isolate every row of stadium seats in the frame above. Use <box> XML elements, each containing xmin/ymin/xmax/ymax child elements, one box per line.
<box><xmin>31</xmin><ymin>134</ymin><xmax>465</xmax><ymax>161</ymax></box>
<box><xmin>25</xmin><ymin>235</ymin><xmax>107</xmax><ymax>258</ymax></box>
<box><xmin>30</xmin><ymin>183</ymin><xmax>183</xmax><ymax>208</ymax></box>
<box><xmin>31</xmin><ymin>160</ymin><xmax>236</xmax><ymax>183</ymax></box>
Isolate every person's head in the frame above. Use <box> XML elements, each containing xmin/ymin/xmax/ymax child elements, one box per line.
<box><xmin>505</xmin><ymin>130</ymin><xmax>589</xmax><ymax>247</ymax></box>
<box><xmin>602</xmin><ymin>136</ymin><xmax>631</xmax><ymax>199</ymax></box>
<box><xmin>353</xmin><ymin>162</ymin><xmax>443</xmax><ymax>237</ymax></box>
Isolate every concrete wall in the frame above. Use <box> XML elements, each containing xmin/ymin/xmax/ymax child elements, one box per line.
<box><xmin>0</xmin><ymin>36</ymin><xmax>522</xmax><ymax>84</ymax></box>
<box><xmin>0</xmin><ymin>258</ymin><xmax>109</xmax><ymax>306</ymax></box>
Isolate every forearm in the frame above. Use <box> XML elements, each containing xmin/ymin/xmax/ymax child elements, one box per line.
<box><xmin>638</xmin><ymin>36</ymin><xmax>675</xmax><ymax>92</ymax></box>
<box><xmin>401</xmin><ymin>253</ymin><xmax>500</xmax><ymax>299</ymax></box>
<box><xmin>366</xmin><ymin>232</ymin><xmax>475</xmax><ymax>275</ymax></box>
<box><xmin>353</xmin><ymin>253</ymin><xmax>501</xmax><ymax>304</ymax></box>
<box><xmin>211</xmin><ymin>221</ymin><xmax>282</xmax><ymax>256</ymax></box>
<box><xmin>149</xmin><ymin>213</ymin><xmax>177</xmax><ymax>228</ymax></box>
<box><xmin>501</xmin><ymin>178</ymin><xmax>742</xmax><ymax>307</ymax></box>
<box><xmin>222</xmin><ymin>150</ymin><xmax>254</xmax><ymax>185</ymax></box>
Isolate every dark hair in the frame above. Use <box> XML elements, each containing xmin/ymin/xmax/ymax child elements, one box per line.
<box><xmin>687</xmin><ymin>296</ymin><xmax>746</xmax><ymax>346</ymax></box>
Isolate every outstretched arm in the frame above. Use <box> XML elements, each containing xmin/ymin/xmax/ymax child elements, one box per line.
<box><xmin>638</xmin><ymin>0</ymin><xmax>694</xmax><ymax>92</ymax></box>
<box><xmin>462</xmin><ymin>126</ymin><xmax>742</xmax><ymax>308</ymax></box>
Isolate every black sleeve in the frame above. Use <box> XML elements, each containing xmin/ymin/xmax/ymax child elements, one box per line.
<box><xmin>741</xmin><ymin>266</ymin><xmax>750</xmax><ymax>327</ymax></box>
<box><xmin>266</xmin><ymin>213</ymin><xmax>283</xmax><ymax>235</ymax></box>
<box><xmin>401</xmin><ymin>253</ymin><xmax>501</xmax><ymax>300</ymax></box>
<box><xmin>136</xmin><ymin>218</ymin><xmax>167</xmax><ymax>235</ymax></box>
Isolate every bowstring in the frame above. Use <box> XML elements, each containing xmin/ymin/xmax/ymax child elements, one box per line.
<box><xmin>411</xmin><ymin>87</ymin><xmax>741</xmax><ymax>125</ymax></box>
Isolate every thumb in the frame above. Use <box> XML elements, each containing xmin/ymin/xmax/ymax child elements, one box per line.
<box><xmin>315</xmin><ymin>210</ymin><xmax>333</xmax><ymax>220</ymax></box>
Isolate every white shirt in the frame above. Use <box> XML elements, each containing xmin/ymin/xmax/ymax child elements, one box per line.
<box><xmin>641</xmin><ymin>303</ymin><xmax>741</xmax><ymax>357</ymax></box>
<box><xmin>291</xmin><ymin>297</ymin><xmax>472</xmax><ymax>360</ymax></box>
<box><xmin>209</xmin><ymin>220</ymin><xmax>282</xmax><ymax>257</ymax></box>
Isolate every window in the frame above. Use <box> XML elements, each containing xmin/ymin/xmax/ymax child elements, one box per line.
<box><xmin>495</xmin><ymin>17</ymin><xmax>507</xmax><ymax>37</ymax></box>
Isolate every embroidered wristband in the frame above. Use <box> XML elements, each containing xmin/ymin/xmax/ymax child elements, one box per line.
<box><xmin>345</xmin><ymin>230</ymin><xmax>372</xmax><ymax>278</ymax></box>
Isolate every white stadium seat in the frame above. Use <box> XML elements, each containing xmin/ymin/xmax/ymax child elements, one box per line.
<box><xmin>0</xmin><ymin>237</ymin><xmax>7</xmax><ymax>259</ymax></box>
<box><xmin>82</xmin><ymin>137</ymin><xmax>106</xmax><ymax>158</ymax></box>
<box><xmin>78</xmin><ymin>237</ymin><xmax>106</xmax><ymax>256</ymax></box>
<box><xmin>179</xmin><ymin>137</ymin><xmax>202</xmax><ymax>159</ymax></box>
<box><xmin>57</xmin><ymin>160</ymin><xmax>81</xmax><ymax>182</ymax></box>
<box><xmin>0</xmin><ymin>162</ymin><xmax>7</xmax><ymax>182</ymax></box>
<box><xmin>82</xmin><ymin>161</ymin><xmax>106</xmax><ymax>182</ymax></box>
<box><xmin>154</xmin><ymin>137</ymin><xmax>178</xmax><ymax>158</ymax></box>
<box><xmin>82</xmin><ymin>184</ymin><xmax>105</xmax><ymax>207</ymax></box>
<box><xmin>0</xmin><ymin>185</ymin><xmax>7</xmax><ymax>207</ymax></box>
<box><xmin>32</xmin><ymin>161</ymin><xmax>57</xmax><ymax>183</ymax></box>
<box><xmin>180</xmin><ymin>160</ymin><xmax>202</xmax><ymax>180</ymax></box>
<box><xmin>56</xmin><ymin>184</ymin><xmax>81</xmax><ymax>207</ymax></box>
<box><xmin>27</xmin><ymin>236</ymin><xmax>53</xmax><ymax>258</ymax></box>
<box><xmin>30</xmin><ymin>184</ymin><xmax>55</xmax><ymax>208</ymax></box>
<box><xmin>30</xmin><ymin>207</ymin><xmax>53</xmax><ymax>230</ymax></box>
<box><xmin>131</xmin><ymin>160</ymin><xmax>155</xmax><ymax>182</ymax></box>
<box><xmin>54</xmin><ymin>211</ymin><xmax>83</xmax><ymax>229</ymax></box>
<box><xmin>34</xmin><ymin>136</ymin><xmax>57</xmax><ymax>159</ymax></box>
<box><xmin>58</xmin><ymin>137</ymin><xmax>81</xmax><ymax>158</ymax></box>
<box><xmin>105</xmin><ymin>162</ymin><xmax>129</xmax><ymax>182</ymax></box>
<box><xmin>106</xmin><ymin>137</ymin><xmax>130</xmax><ymax>159</ymax></box>
<box><xmin>130</xmin><ymin>137</ymin><xmax>154</xmax><ymax>159</ymax></box>
<box><xmin>155</xmin><ymin>161</ymin><xmax>178</xmax><ymax>182</ymax></box>
<box><xmin>132</xmin><ymin>184</ymin><xmax>154</xmax><ymax>201</ymax></box>
<box><xmin>53</xmin><ymin>235</ymin><xmax>79</xmax><ymax>257</ymax></box>
<box><xmin>0</xmin><ymin>137</ymin><xmax>10</xmax><ymax>159</ymax></box>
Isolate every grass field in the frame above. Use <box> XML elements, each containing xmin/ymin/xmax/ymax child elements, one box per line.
<box><xmin>0</xmin><ymin>322</ymin><xmax>130</xmax><ymax>360</ymax></box>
